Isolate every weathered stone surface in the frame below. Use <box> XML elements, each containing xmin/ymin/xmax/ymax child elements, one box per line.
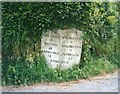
<box><xmin>41</xmin><ymin>29</ymin><xmax>82</xmax><ymax>69</ymax></box>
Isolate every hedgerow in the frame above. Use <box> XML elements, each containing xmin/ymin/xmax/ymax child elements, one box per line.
<box><xmin>1</xmin><ymin>2</ymin><xmax>119</xmax><ymax>85</ymax></box>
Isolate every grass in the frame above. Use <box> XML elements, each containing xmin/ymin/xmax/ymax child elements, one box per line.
<box><xmin>0</xmin><ymin>59</ymin><xmax>1</xmax><ymax>86</ymax></box>
<box><xmin>2</xmin><ymin>55</ymin><xmax>118</xmax><ymax>86</ymax></box>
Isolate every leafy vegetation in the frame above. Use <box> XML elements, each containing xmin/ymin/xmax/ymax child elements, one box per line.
<box><xmin>1</xmin><ymin>2</ymin><xmax>119</xmax><ymax>85</ymax></box>
<box><xmin>2</xmin><ymin>55</ymin><xmax>117</xmax><ymax>86</ymax></box>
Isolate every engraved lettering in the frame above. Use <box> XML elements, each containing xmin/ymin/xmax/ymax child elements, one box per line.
<box><xmin>41</xmin><ymin>29</ymin><xmax>82</xmax><ymax>69</ymax></box>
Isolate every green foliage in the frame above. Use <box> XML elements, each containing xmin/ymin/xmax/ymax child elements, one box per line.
<box><xmin>1</xmin><ymin>2</ymin><xmax>119</xmax><ymax>85</ymax></box>
<box><xmin>2</xmin><ymin>55</ymin><xmax>117</xmax><ymax>85</ymax></box>
<box><xmin>2</xmin><ymin>2</ymin><xmax>92</xmax><ymax>58</ymax></box>
<box><xmin>2</xmin><ymin>55</ymin><xmax>47</xmax><ymax>85</ymax></box>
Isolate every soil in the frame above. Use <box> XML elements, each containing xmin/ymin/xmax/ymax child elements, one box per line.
<box><xmin>2</xmin><ymin>71</ymin><xmax>118</xmax><ymax>92</ymax></box>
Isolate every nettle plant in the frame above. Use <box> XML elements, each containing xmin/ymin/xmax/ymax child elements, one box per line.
<box><xmin>2</xmin><ymin>2</ymin><xmax>119</xmax><ymax>85</ymax></box>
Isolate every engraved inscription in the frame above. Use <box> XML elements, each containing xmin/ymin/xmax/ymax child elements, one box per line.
<box><xmin>41</xmin><ymin>29</ymin><xmax>82</xmax><ymax>69</ymax></box>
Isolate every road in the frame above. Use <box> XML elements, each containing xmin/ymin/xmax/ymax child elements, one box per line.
<box><xmin>2</xmin><ymin>71</ymin><xmax>118</xmax><ymax>92</ymax></box>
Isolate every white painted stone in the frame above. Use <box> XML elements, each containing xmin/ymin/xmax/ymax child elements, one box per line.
<box><xmin>41</xmin><ymin>29</ymin><xmax>82</xmax><ymax>69</ymax></box>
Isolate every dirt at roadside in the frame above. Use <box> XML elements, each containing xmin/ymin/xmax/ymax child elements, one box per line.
<box><xmin>2</xmin><ymin>70</ymin><xmax>118</xmax><ymax>92</ymax></box>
